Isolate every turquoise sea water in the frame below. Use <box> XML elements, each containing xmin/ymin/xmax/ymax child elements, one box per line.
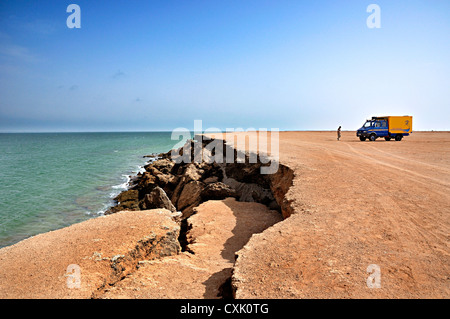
<box><xmin>0</xmin><ymin>132</ymin><xmax>182</xmax><ymax>248</ymax></box>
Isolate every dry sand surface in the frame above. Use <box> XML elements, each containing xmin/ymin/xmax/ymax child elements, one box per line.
<box><xmin>0</xmin><ymin>131</ymin><xmax>448</xmax><ymax>299</ymax></box>
<box><xmin>0</xmin><ymin>209</ymin><xmax>181</xmax><ymax>298</ymax></box>
<box><xmin>100</xmin><ymin>198</ymin><xmax>281</xmax><ymax>298</ymax></box>
<box><xmin>228</xmin><ymin>131</ymin><xmax>450</xmax><ymax>298</ymax></box>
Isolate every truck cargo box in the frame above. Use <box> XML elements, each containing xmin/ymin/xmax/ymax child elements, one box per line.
<box><xmin>388</xmin><ymin>116</ymin><xmax>413</xmax><ymax>134</ymax></box>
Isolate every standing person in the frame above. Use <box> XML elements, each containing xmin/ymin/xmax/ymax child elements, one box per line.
<box><xmin>337</xmin><ymin>126</ymin><xmax>341</xmax><ymax>141</ymax></box>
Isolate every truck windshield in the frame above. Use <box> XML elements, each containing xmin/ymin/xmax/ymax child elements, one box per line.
<box><xmin>363</xmin><ymin>121</ymin><xmax>372</xmax><ymax>128</ymax></box>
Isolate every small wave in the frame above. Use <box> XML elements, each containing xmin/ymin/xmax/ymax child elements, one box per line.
<box><xmin>104</xmin><ymin>161</ymin><xmax>149</xmax><ymax>210</ymax></box>
<box><xmin>111</xmin><ymin>183</ymin><xmax>126</xmax><ymax>190</ymax></box>
<box><xmin>111</xmin><ymin>174</ymin><xmax>131</xmax><ymax>190</ymax></box>
<box><xmin>109</xmin><ymin>191</ymin><xmax>119</xmax><ymax>199</ymax></box>
<box><xmin>95</xmin><ymin>203</ymin><xmax>111</xmax><ymax>216</ymax></box>
<box><xmin>137</xmin><ymin>165</ymin><xmax>146</xmax><ymax>174</ymax></box>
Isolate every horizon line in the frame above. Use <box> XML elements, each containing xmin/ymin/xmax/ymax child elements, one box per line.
<box><xmin>0</xmin><ymin>129</ymin><xmax>448</xmax><ymax>134</ymax></box>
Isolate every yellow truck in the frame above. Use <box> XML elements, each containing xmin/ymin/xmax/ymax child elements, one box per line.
<box><xmin>356</xmin><ymin>116</ymin><xmax>413</xmax><ymax>141</ymax></box>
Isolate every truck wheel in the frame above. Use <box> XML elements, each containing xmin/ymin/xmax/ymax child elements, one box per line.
<box><xmin>384</xmin><ymin>137</ymin><xmax>391</xmax><ymax>141</ymax></box>
<box><xmin>359</xmin><ymin>136</ymin><xmax>366</xmax><ymax>141</ymax></box>
<box><xmin>369</xmin><ymin>134</ymin><xmax>377</xmax><ymax>141</ymax></box>
<box><xmin>395</xmin><ymin>135</ymin><xmax>403</xmax><ymax>141</ymax></box>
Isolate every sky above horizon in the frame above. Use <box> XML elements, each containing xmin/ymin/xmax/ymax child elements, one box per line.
<box><xmin>0</xmin><ymin>0</ymin><xmax>449</xmax><ymax>132</ymax></box>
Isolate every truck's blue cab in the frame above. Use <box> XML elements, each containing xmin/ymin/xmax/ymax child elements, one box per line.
<box><xmin>357</xmin><ymin>118</ymin><xmax>389</xmax><ymax>141</ymax></box>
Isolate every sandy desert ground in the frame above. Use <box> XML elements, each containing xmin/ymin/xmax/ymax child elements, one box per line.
<box><xmin>230</xmin><ymin>131</ymin><xmax>449</xmax><ymax>298</ymax></box>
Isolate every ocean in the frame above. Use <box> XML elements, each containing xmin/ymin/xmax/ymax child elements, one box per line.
<box><xmin>0</xmin><ymin>132</ymin><xmax>184</xmax><ymax>248</ymax></box>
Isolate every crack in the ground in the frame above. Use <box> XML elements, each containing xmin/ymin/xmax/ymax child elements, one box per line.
<box><xmin>100</xmin><ymin>136</ymin><xmax>295</xmax><ymax>299</ymax></box>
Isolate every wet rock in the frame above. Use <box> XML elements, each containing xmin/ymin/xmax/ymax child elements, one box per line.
<box><xmin>114</xmin><ymin>189</ymin><xmax>139</xmax><ymax>203</ymax></box>
<box><xmin>143</xmin><ymin>153</ymin><xmax>159</xmax><ymax>158</ymax></box>
<box><xmin>157</xmin><ymin>151</ymin><xmax>171</xmax><ymax>159</ymax></box>
<box><xmin>106</xmin><ymin>189</ymin><xmax>141</xmax><ymax>214</ymax></box>
<box><xmin>106</xmin><ymin>201</ymin><xmax>140</xmax><ymax>214</ymax></box>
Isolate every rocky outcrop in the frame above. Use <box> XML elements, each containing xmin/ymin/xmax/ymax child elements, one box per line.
<box><xmin>106</xmin><ymin>136</ymin><xmax>290</xmax><ymax>219</ymax></box>
<box><xmin>100</xmin><ymin>135</ymin><xmax>295</xmax><ymax>299</ymax></box>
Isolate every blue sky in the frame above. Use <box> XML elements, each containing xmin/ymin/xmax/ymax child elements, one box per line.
<box><xmin>0</xmin><ymin>0</ymin><xmax>449</xmax><ymax>132</ymax></box>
